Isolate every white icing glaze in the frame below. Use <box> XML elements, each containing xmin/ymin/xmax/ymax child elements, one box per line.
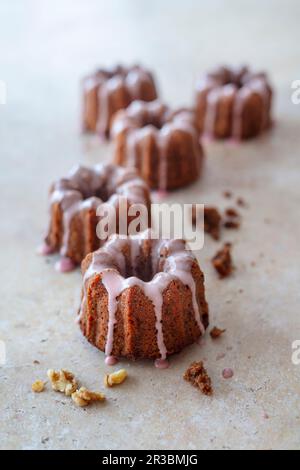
<box><xmin>78</xmin><ymin>232</ymin><xmax>205</xmax><ymax>360</ymax></box>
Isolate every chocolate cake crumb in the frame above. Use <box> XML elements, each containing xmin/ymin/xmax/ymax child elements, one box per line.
<box><xmin>212</xmin><ymin>243</ymin><xmax>233</xmax><ymax>278</ymax></box>
<box><xmin>192</xmin><ymin>205</ymin><xmax>222</xmax><ymax>240</ymax></box>
<box><xmin>224</xmin><ymin>207</ymin><xmax>240</xmax><ymax>230</ymax></box>
<box><xmin>223</xmin><ymin>191</ymin><xmax>232</xmax><ymax>198</ymax></box>
<box><xmin>237</xmin><ymin>197</ymin><xmax>247</xmax><ymax>208</ymax></box>
<box><xmin>184</xmin><ymin>361</ymin><xmax>213</xmax><ymax>396</ymax></box>
<box><xmin>210</xmin><ymin>326</ymin><xmax>226</xmax><ymax>339</ymax></box>
<box><xmin>204</xmin><ymin>207</ymin><xmax>222</xmax><ymax>240</ymax></box>
<box><xmin>224</xmin><ymin>220</ymin><xmax>240</xmax><ymax>229</ymax></box>
<box><xmin>225</xmin><ymin>207</ymin><xmax>239</xmax><ymax>218</ymax></box>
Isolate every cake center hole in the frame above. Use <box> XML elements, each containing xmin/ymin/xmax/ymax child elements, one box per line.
<box><xmin>143</xmin><ymin>117</ymin><xmax>163</xmax><ymax>130</ymax></box>
<box><xmin>125</xmin><ymin>249</ymin><xmax>164</xmax><ymax>282</ymax></box>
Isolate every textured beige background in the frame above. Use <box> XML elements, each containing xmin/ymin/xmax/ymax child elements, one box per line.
<box><xmin>1</xmin><ymin>0</ymin><xmax>300</xmax><ymax>450</ymax></box>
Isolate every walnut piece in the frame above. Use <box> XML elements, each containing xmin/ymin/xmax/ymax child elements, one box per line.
<box><xmin>183</xmin><ymin>361</ymin><xmax>213</xmax><ymax>396</ymax></box>
<box><xmin>47</xmin><ymin>369</ymin><xmax>77</xmax><ymax>396</ymax></box>
<box><xmin>104</xmin><ymin>369</ymin><xmax>128</xmax><ymax>387</ymax></box>
<box><xmin>32</xmin><ymin>380</ymin><xmax>45</xmax><ymax>393</ymax></box>
<box><xmin>71</xmin><ymin>387</ymin><xmax>105</xmax><ymax>407</ymax></box>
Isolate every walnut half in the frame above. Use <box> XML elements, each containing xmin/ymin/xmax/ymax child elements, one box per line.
<box><xmin>104</xmin><ymin>369</ymin><xmax>128</xmax><ymax>387</ymax></box>
<box><xmin>47</xmin><ymin>369</ymin><xmax>77</xmax><ymax>396</ymax></box>
<box><xmin>71</xmin><ymin>387</ymin><xmax>105</xmax><ymax>407</ymax></box>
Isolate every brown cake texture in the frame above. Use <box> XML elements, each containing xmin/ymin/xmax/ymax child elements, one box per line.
<box><xmin>212</xmin><ymin>243</ymin><xmax>233</xmax><ymax>278</ymax></box>
<box><xmin>43</xmin><ymin>164</ymin><xmax>151</xmax><ymax>268</ymax></box>
<box><xmin>111</xmin><ymin>100</ymin><xmax>204</xmax><ymax>190</ymax></box>
<box><xmin>78</xmin><ymin>232</ymin><xmax>209</xmax><ymax>362</ymax></box>
<box><xmin>195</xmin><ymin>65</ymin><xmax>273</xmax><ymax>139</ymax></box>
<box><xmin>183</xmin><ymin>361</ymin><xmax>213</xmax><ymax>396</ymax></box>
<box><xmin>82</xmin><ymin>65</ymin><xmax>157</xmax><ymax>138</ymax></box>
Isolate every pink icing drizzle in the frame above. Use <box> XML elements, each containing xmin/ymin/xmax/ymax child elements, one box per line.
<box><xmin>78</xmin><ymin>231</ymin><xmax>205</xmax><ymax>361</ymax></box>
<box><xmin>44</xmin><ymin>163</ymin><xmax>150</xmax><ymax>267</ymax></box>
<box><xmin>222</xmin><ymin>368</ymin><xmax>234</xmax><ymax>379</ymax></box>
<box><xmin>196</xmin><ymin>67</ymin><xmax>271</xmax><ymax>140</ymax></box>
<box><xmin>37</xmin><ymin>243</ymin><xmax>54</xmax><ymax>256</ymax></box>
<box><xmin>55</xmin><ymin>257</ymin><xmax>76</xmax><ymax>273</ymax></box>
<box><xmin>82</xmin><ymin>65</ymin><xmax>157</xmax><ymax>136</ymax></box>
<box><xmin>154</xmin><ymin>358</ymin><xmax>169</xmax><ymax>369</ymax></box>
<box><xmin>105</xmin><ymin>355</ymin><xmax>119</xmax><ymax>366</ymax></box>
<box><xmin>111</xmin><ymin>101</ymin><xmax>203</xmax><ymax>191</ymax></box>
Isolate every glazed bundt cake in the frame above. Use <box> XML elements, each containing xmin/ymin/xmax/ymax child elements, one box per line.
<box><xmin>40</xmin><ymin>164</ymin><xmax>151</xmax><ymax>272</ymax></box>
<box><xmin>195</xmin><ymin>65</ymin><xmax>273</xmax><ymax>139</ymax></box>
<box><xmin>82</xmin><ymin>65</ymin><xmax>158</xmax><ymax>138</ymax></box>
<box><xmin>78</xmin><ymin>231</ymin><xmax>209</xmax><ymax>367</ymax></box>
<box><xmin>111</xmin><ymin>100</ymin><xmax>204</xmax><ymax>190</ymax></box>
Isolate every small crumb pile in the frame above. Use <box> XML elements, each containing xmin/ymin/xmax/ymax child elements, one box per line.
<box><xmin>183</xmin><ymin>361</ymin><xmax>213</xmax><ymax>396</ymax></box>
<box><xmin>224</xmin><ymin>207</ymin><xmax>241</xmax><ymax>229</ymax></box>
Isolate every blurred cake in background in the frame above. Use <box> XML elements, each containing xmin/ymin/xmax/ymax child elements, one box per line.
<box><xmin>41</xmin><ymin>164</ymin><xmax>151</xmax><ymax>272</ymax></box>
<box><xmin>82</xmin><ymin>65</ymin><xmax>158</xmax><ymax>138</ymax></box>
<box><xmin>195</xmin><ymin>65</ymin><xmax>273</xmax><ymax>140</ymax></box>
<box><xmin>112</xmin><ymin>100</ymin><xmax>204</xmax><ymax>190</ymax></box>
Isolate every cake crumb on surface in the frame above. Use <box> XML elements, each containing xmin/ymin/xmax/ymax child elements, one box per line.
<box><xmin>225</xmin><ymin>207</ymin><xmax>239</xmax><ymax>218</ymax></box>
<box><xmin>192</xmin><ymin>205</ymin><xmax>222</xmax><ymax>240</ymax></box>
<box><xmin>223</xmin><ymin>190</ymin><xmax>232</xmax><ymax>198</ymax></box>
<box><xmin>237</xmin><ymin>197</ymin><xmax>247</xmax><ymax>207</ymax></box>
<box><xmin>210</xmin><ymin>326</ymin><xmax>226</xmax><ymax>339</ymax></box>
<box><xmin>212</xmin><ymin>243</ymin><xmax>233</xmax><ymax>278</ymax></box>
<box><xmin>224</xmin><ymin>207</ymin><xmax>241</xmax><ymax>229</ymax></box>
<box><xmin>204</xmin><ymin>207</ymin><xmax>222</xmax><ymax>240</ymax></box>
<box><xmin>183</xmin><ymin>361</ymin><xmax>213</xmax><ymax>396</ymax></box>
<box><xmin>224</xmin><ymin>220</ymin><xmax>240</xmax><ymax>229</ymax></box>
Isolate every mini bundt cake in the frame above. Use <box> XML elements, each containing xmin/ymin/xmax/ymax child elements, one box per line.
<box><xmin>111</xmin><ymin>100</ymin><xmax>204</xmax><ymax>190</ymax></box>
<box><xmin>78</xmin><ymin>231</ymin><xmax>209</xmax><ymax>367</ymax></box>
<box><xmin>82</xmin><ymin>65</ymin><xmax>158</xmax><ymax>138</ymax></box>
<box><xmin>195</xmin><ymin>65</ymin><xmax>273</xmax><ymax>140</ymax></box>
<box><xmin>40</xmin><ymin>164</ymin><xmax>151</xmax><ymax>272</ymax></box>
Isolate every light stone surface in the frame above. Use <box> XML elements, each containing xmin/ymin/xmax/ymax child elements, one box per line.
<box><xmin>1</xmin><ymin>0</ymin><xmax>300</xmax><ymax>450</ymax></box>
